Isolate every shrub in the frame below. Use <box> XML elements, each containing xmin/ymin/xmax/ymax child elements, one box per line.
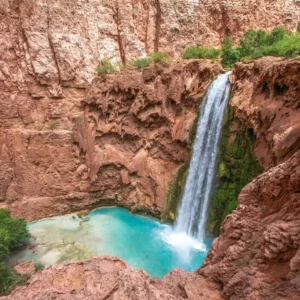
<box><xmin>183</xmin><ymin>46</ymin><xmax>220</xmax><ymax>59</ymax></box>
<box><xmin>96</xmin><ymin>57</ymin><xmax>115</xmax><ymax>75</ymax></box>
<box><xmin>0</xmin><ymin>209</ymin><xmax>30</xmax><ymax>295</ymax></box>
<box><xmin>266</xmin><ymin>27</ymin><xmax>286</xmax><ymax>45</ymax></box>
<box><xmin>132</xmin><ymin>52</ymin><xmax>170</xmax><ymax>69</ymax></box>
<box><xmin>221</xmin><ymin>37</ymin><xmax>240</xmax><ymax>68</ymax></box>
<box><xmin>132</xmin><ymin>57</ymin><xmax>151</xmax><ymax>68</ymax></box>
<box><xmin>262</xmin><ymin>33</ymin><xmax>300</xmax><ymax>58</ymax></box>
<box><xmin>149</xmin><ymin>51</ymin><xmax>169</xmax><ymax>64</ymax></box>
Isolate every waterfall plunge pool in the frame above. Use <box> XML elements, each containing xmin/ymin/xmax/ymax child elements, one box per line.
<box><xmin>10</xmin><ymin>207</ymin><xmax>213</xmax><ymax>278</ymax></box>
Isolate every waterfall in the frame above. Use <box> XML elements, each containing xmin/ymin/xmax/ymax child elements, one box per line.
<box><xmin>174</xmin><ymin>71</ymin><xmax>232</xmax><ymax>241</ymax></box>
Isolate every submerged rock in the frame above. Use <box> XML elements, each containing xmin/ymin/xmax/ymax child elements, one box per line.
<box><xmin>13</xmin><ymin>261</ymin><xmax>35</xmax><ymax>277</ymax></box>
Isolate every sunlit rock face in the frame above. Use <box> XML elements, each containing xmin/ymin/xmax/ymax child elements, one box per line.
<box><xmin>1</xmin><ymin>0</ymin><xmax>299</xmax><ymax>219</ymax></box>
<box><xmin>1</xmin><ymin>0</ymin><xmax>299</xmax><ymax>86</ymax></box>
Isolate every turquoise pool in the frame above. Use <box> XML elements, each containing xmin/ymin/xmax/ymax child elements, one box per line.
<box><xmin>10</xmin><ymin>207</ymin><xmax>213</xmax><ymax>278</ymax></box>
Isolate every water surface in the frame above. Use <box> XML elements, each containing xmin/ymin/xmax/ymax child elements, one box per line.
<box><xmin>11</xmin><ymin>207</ymin><xmax>212</xmax><ymax>278</ymax></box>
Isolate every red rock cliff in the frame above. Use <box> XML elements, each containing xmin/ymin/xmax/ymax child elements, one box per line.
<box><xmin>1</xmin><ymin>0</ymin><xmax>299</xmax><ymax>87</ymax></box>
<box><xmin>0</xmin><ymin>59</ymin><xmax>220</xmax><ymax>221</ymax></box>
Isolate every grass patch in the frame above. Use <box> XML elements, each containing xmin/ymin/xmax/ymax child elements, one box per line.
<box><xmin>131</xmin><ymin>52</ymin><xmax>170</xmax><ymax>69</ymax></box>
<box><xmin>132</xmin><ymin>58</ymin><xmax>152</xmax><ymax>68</ymax></box>
<box><xmin>34</xmin><ymin>262</ymin><xmax>45</xmax><ymax>272</ymax></box>
<box><xmin>96</xmin><ymin>57</ymin><xmax>116</xmax><ymax>75</ymax></box>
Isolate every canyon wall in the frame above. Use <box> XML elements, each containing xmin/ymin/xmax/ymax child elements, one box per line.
<box><xmin>1</xmin><ymin>0</ymin><xmax>299</xmax><ymax>221</ymax></box>
<box><xmin>0</xmin><ymin>57</ymin><xmax>220</xmax><ymax>221</ymax></box>
<box><xmin>1</xmin><ymin>0</ymin><xmax>299</xmax><ymax>85</ymax></box>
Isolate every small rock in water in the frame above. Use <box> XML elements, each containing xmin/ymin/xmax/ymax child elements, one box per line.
<box><xmin>14</xmin><ymin>261</ymin><xmax>35</xmax><ymax>277</ymax></box>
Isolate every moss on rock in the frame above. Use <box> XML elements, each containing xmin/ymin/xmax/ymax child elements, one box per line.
<box><xmin>207</xmin><ymin>106</ymin><xmax>263</xmax><ymax>235</ymax></box>
<box><xmin>161</xmin><ymin>163</ymin><xmax>189</xmax><ymax>223</ymax></box>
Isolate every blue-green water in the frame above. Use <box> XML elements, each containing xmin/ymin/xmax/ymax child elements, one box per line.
<box><xmin>10</xmin><ymin>207</ymin><xmax>212</xmax><ymax>278</ymax></box>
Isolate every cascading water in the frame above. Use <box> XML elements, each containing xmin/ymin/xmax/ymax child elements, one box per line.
<box><xmin>174</xmin><ymin>71</ymin><xmax>232</xmax><ymax>241</ymax></box>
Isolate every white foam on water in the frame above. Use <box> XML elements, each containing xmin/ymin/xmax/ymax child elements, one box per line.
<box><xmin>159</xmin><ymin>226</ymin><xmax>207</xmax><ymax>262</ymax></box>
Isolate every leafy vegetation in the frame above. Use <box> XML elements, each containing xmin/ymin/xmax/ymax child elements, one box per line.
<box><xmin>131</xmin><ymin>51</ymin><xmax>170</xmax><ymax>69</ymax></box>
<box><xmin>34</xmin><ymin>262</ymin><xmax>45</xmax><ymax>272</ymax></box>
<box><xmin>207</xmin><ymin>107</ymin><xmax>263</xmax><ymax>235</ymax></box>
<box><xmin>132</xmin><ymin>58</ymin><xmax>152</xmax><ymax>68</ymax></box>
<box><xmin>221</xmin><ymin>38</ymin><xmax>240</xmax><ymax>68</ymax></box>
<box><xmin>0</xmin><ymin>209</ymin><xmax>30</xmax><ymax>295</ymax></box>
<box><xmin>96</xmin><ymin>57</ymin><xmax>116</xmax><ymax>75</ymax></box>
<box><xmin>183</xmin><ymin>46</ymin><xmax>220</xmax><ymax>60</ymax></box>
<box><xmin>184</xmin><ymin>28</ymin><xmax>300</xmax><ymax>68</ymax></box>
<box><xmin>149</xmin><ymin>51</ymin><xmax>169</xmax><ymax>64</ymax></box>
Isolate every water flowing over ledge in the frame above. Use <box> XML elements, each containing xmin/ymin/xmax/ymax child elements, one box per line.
<box><xmin>174</xmin><ymin>72</ymin><xmax>232</xmax><ymax>241</ymax></box>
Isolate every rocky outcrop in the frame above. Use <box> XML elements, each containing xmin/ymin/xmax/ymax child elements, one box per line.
<box><xmin>230</xmin><ymin>57</ymin><xmax>300</xmax><ymax>170</ymax></box>
<box><xmin>201</xmin><ymin>149</ymin><xmax>300</xmax><ymax>300</ymax></box>
<box><xmin>196</xmin><ymin>0</ymin><xmax>300</xmax><ymax>47</ymax></box>
<box><xmin>0</xmin><ymin>59</ymin><xmax>220</xmax><ymax>221</ymax></box>
<box><xmin>201</xmin><ymin>58</ymin><xmax>300</xmax><ymax>299</ymax></box>
<box><xmin>1</xmin><ymin>256</ymin><xmax>224</xmax><ymax>300</ymax></box>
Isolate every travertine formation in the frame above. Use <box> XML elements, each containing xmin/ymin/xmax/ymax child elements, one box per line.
<box><xmin>1</xmin><ymin>256</ymin><xmax>224</xmax><ymax>300</ymax></box>
<box><xmin>0</xmin><ymin>59</ymin><xmax>220</xmax><ymax>221</ymax></box>
<box><xmin>1</xmin><ymin>57</ymin><xmax>299</xmax><ymax>300</ymax></box>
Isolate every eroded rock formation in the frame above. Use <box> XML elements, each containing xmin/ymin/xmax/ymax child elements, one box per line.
<box><xmin>201</xmin><ymin>149</ymin><xmax>300</xmax><ymax>300</ymax></box>
<box><xmin>1</xmin><ymin>256</ymin><xmax>224</xmax><ymax>300</ymax></box>
<box><xmin>230</xmin><ymin>57</ymin><xmax>300</xmax><ymax>170</ymax></box>
<box><xmin>0</xmin><ymin>59</ymin><xmax>220</xmax><ymax>221</ymax></box>
<box><xmin>208</xmin><ymin>57</ymin><xmax>300</xmax><ymax>235</ymax></box>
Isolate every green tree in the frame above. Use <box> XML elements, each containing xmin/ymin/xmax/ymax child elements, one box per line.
<box><xmin>267</xmin><ymin>27</ymin><xmax>286</xmax><ymax>45</ymax></box>
<box><xmin>221</xmin><ymin>37</ymin><xmax>240</xmax><ymax>68</ymax></box>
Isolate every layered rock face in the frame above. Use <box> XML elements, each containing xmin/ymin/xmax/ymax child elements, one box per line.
<box><xmin>200</xmin><ymin>58</ymin><xmax>300</xmax><ymax>299</ymax></box>
<box><xmin>1</xmin><ymin>256</ymin><xmax>224</xmax><ymax>300</ymax></box>
<box><xmin>0</xmin><ymin>58</ymin><xmax>220</xmax><ymax>221</ymax></box>
<box><xmin>196</xmin><ymin>0</ymin><xmax>300</xmax><ymax>46</ymax></box>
